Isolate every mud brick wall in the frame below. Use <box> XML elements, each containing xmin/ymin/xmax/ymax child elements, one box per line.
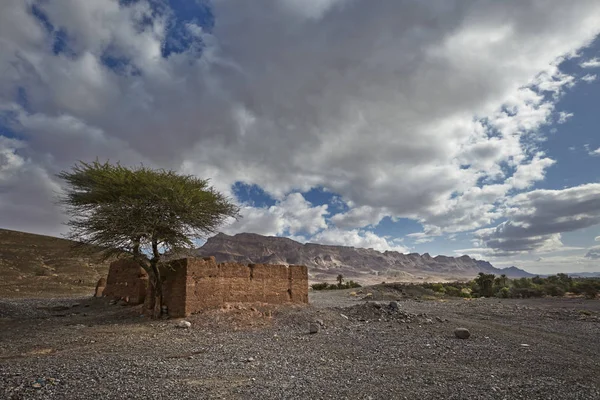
<box><xmin>103</xmin><ymin>259</ymin><xmax>148</xmax><ymax>304</ymax></box>
<box><xmin>162</xmin><ymin>257</ymin><xmax>308</xmax><ymax>317</ymax></box>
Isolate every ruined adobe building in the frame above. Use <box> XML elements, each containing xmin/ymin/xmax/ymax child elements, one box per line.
<box><xmin>100</xmin><ymin>257</ymin><xmax>309</xmax><ymax>317</ymax></box>
<box><xmin>101</xmin><ymin>259</ymin><xmax>148</xmax><ymax>304</ymax></box>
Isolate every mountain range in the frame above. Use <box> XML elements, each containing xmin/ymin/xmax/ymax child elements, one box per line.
<box><xmin>193</xmin><ymin>232</ymin><xmax>534</xmax><ymax>283</ymax></box>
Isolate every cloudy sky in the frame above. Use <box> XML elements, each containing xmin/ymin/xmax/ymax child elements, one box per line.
<box><xmin>1</xmin><ymin>0</ymin><xmax>600</xmax><ymax>274</ymax></box>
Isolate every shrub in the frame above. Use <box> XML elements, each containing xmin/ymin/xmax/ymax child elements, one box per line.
<box><xmin>574</xmin><ymin>281</ymin><xmax>599</xmax><ymax>299</ymax></box>
<box><xmin>543</xmin><ymin>284</ymin><xmax>566</xmax><ymax>297</ymax></box>
<box><xmin>444</xmin><ymin>286</ymin><xmax>461</xmax><ymax>297</ymax></box>
<box><xmin>509</xmin><ymin>287</ymin><xmax>544</xmax><ymax>298</ymax></box>
<box><xmin>311</xmin><ymin>281</ymin><xmax>362</xmax><ymax>291</ymax></box>
<box><xmin>311</xmin><ymin>282</ymin><xmax>330</xmax><ymax>290</ymax></box>
<box><xmin>431</xmin><ymin>283</ymin><xmax>446</xmax><ymax>293</ymax></box>
<box><xmin>497</xmin><ymin>287</ymin><xmax>510</xmax><ymax>298</ymax></box>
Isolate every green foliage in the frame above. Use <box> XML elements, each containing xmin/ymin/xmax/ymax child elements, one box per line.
<box><xmin>572</xmin><ymin>280</ymin><xmax>600</xmax><ymax>299</ymax></box>
<box><xmin>497</xmin><ymin>287</ymin><xmax>510</xmax><ymax>298</ymax></box>
<box><xmin>311</xmin><ymin>282</ymin><xmax>329</xmax><ymax>290</ymax></box>
<box><xmin>403</xmin><ymin>274</ymin><xmax>599</xmax><ymax>300</ymax></box>
<box><xmin>311</xmin><ymin>280</ymin><xmax>362</xmax><ymax>290</ymax></box>
<box><xmin>474</xmin><ymin>273</ymin><xmax>496</xmax><ymax>297</ymax></box>
<box><xmin>58</xmin><ymin>160</ymin><xmax>240</xmax><ymax>258</ymax></box>
<box><xmin>443</xmin><ymin>286</ymin><xmax>461</xmax><ymax>297</ymax></box>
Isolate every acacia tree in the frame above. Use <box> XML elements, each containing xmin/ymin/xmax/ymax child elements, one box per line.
<box><xmin>58</xmin><ymin>160</ymin><xmax>240</xmax><ymax>317</ymax></box>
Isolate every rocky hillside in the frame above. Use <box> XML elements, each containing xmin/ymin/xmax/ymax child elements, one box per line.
<box><xmin>193</xmin><ymin>233</ymin><xmax>534</xmax><ymax>282</ymax></box>
<box><xmin>0</xmin><ymin>229</ymin><xmax>111</xmax><ymax>298</ymax></box>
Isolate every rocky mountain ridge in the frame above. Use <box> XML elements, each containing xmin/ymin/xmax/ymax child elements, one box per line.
<box><xmin>193</xmin><ymin>232</ymin><xmax>534</xmax><ymax>282</ymax></box>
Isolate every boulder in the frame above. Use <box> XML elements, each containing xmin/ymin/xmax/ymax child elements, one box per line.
<box><xmin>176</xmin><ymin>320</ymin><xmax>192</xmax><ymax>329</ymax></box>
<box><xmin>309</xmin><ymin>323</ymin><xmax>320</xmax><ymax>334</ymax></box>
<box><xmin>454</xmin><ymin>327</ymin><xmax>471</xmax><ymax>339</ymax></box>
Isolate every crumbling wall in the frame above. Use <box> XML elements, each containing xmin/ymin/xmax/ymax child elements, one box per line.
<box><xmin>103</xmin><ymin>259</ymin><xmax>148</xmax><ymax>304</ymax></box>
<box><xmin>103</xmin><ymin>257</ymin><xmax>308</xmax><ymax>316</ymax></box>
<box><xmin>163</xmin><ymin>257</ymin><xmax>308</xmax><ymax>317</ymax></box>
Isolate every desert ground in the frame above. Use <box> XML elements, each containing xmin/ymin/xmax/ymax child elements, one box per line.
<box><xmin>1</xmin><ymin>287</ymin><xmax>599</xmax><ymax>400</ymax></box>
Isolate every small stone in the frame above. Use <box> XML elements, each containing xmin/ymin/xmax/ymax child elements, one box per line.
<box><xmin>315</xmin><ymin>319</ymin><xmax>325</xmax><ymax>326</ymax></box>
<box><xmin>454</xmin><ymin>328</ymin><xmax>471</xmax><ymax>339</ymax></box>
<box><xmin>424</xmin><ymin>318</ymin><xmax>434</xmax><ymax>324</ymax></box>
<box><xmin>309</xmin><ymin>323</ymin><xmax>320</xmax><ymax>334</ymax></box>
<box><xmin>435</xmin><ymin>316</ymin><xmax>443</xmax><ymax>322</ymax></box>
<box><xmin>340</xmin><ymin>313</ymin><xmax>349</xmax><ymax>320</ymax></box>
<box><xmin>176</xmin><ymin>320</ymin><xmax>192</xmax><ymax>329</ymax></box>
<box><xmin>520</xmin><ymin>343</ymin><xmax>530</xmax><ymax>348</ymax></box>
<box><xmin>247</xmin><ymin>357</ymin><xmax>255</xmax><ymax>362</ymax></box>
<box><xmin>389</xmin><ymin>301</ymin><xmax>399</xmax><ymax>311</ymax></box>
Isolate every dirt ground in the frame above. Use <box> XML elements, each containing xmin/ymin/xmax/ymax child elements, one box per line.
<box><xmin>1</xmin><ymin>288</ymin><xmax>599</xmax><ymax>399</ymax></box>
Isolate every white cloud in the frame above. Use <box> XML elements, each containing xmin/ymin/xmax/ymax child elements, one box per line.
<box><xmin>330</xmin><ymin>205</ymin><xmax>386</xmax><ymax>229</ymax></box>
<box><xmin>309</xmin><ymin>228</ymin><xmax>408</xmax><ymax>253</ymax></box>
<box><xmin>580</xmin><ymin>57</ymin><xmax>600</xmax><ymax>68</ymax></box>
<box><xmin>595</xmin><ymin>236</ymin><xmax>600</xmax><ymax>242</ymax></box>
<box><xmin>585</xmin><ymin>246</ymin><xmax>600</xmax><ymax>260</ymax></box>
<box><xmin>222</xmin><ymin>193</ymin><xmax>328</xmax><ymax>236</ymax></box>
<box><xmin>557</xmin><ymin>111</ymin><xmax>573</xmax><ymax>124</ymax></box>
<box><xmin>0</xmin><ymin>0</ymin><xmax>600</xmax><ymax>257</ymax></box>
<box><xmin>407</xmin><ymin>232</ymin><xmax>435</xmax><ymax>244</ymax></box>
<box><xmin>279</xmin><ymin>0</ymin><xmax>351</xmax><ymax>20</ymax></box>
<box><xmin>582</xmin><ymin>74</ymin><xmax>597</xmax><ymax>83</ymax></box>
<box><xmin>590</xmin><ymin>147</ymin><xmax>600</xmax><ymax>156</ymax></box>
<box><xmin>476</xmin><ymin>184</ymin><xmax>600</xmax><ymax>255</ymax></box>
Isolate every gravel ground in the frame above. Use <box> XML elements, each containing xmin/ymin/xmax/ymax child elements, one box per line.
<box><xmin>1</xmin><ymin>290</ymin><xmax>599</xmax><ymax>399</ymax></box>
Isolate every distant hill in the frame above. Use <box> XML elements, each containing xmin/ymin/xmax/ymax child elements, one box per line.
<box><xmin>193</xmin><ymin>232</ymin><xmax>534</xmax><ymax>283</ymax></box>
<box><xmin>0</xmin><ymin>228</ymin><xmax>112</xmax><ymax>298</ymax></box>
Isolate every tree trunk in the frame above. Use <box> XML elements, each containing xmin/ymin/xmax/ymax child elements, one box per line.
<box><xmin>150</xmin><ymin>238</ymin><xmax>162</xmax><ymax>319</ymax></box>
<box><xmin>150</xmin><ymin>262</ymin><xmax>162</xmax><ymax>318</ymax></box>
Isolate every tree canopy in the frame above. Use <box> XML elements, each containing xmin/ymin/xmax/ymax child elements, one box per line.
<box><xmin>58</xmin><ymin>160</ymin><xmax>240</xmax><ymax>316</ymax></box>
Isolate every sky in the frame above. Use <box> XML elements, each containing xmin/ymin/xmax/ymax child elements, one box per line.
<box><xmin>1</xmin><ymin>0</ymin><xmax>600</xmax><ymax>275</ymax></box>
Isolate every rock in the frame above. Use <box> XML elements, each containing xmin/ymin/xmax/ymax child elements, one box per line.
<box><xmin>246</xmin><ymin>357</ymin><xmax>255</xmax><ymax>362</ymax></box>
<box><xmin>176</xmin><ymin>320</ymin><xmax>192</xmax><ymax>329</ymax></box>
<box><xmin>340</xmin><ymin>313</ymin><xmax>349</xmax><ymax>320</ymax></box>
<box><xmin>315</xmin><ymin>319</ymin><xmax>325</xmax><ymax>327</ymax></box>
<box><xmin>309</xmin><ymin>323</ymin><xmax>320</xmax><ymax>334</ymax></box>
<box><xmin>389</xmin><ymin>301</ymin><xmax>399</xmax><ymax>311</ymax></box>
<box><xmin>435</xmin><ymin>316</ymin><xmax>444</xmax><ymax>322</ymax></box>
<box><xmin>454</xmin><ymin>328</ymin><xmax>471</xmax><ymax>339</ymax></box>
<box><xmin>520</xmin><ymin>344</ymin><xmax>530</xmax><ymax>348</ymax></box>
<box><xmin>424</xmin><ymin>318</ymin><xmax>434</xmax><ymax>324</ymax></box>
